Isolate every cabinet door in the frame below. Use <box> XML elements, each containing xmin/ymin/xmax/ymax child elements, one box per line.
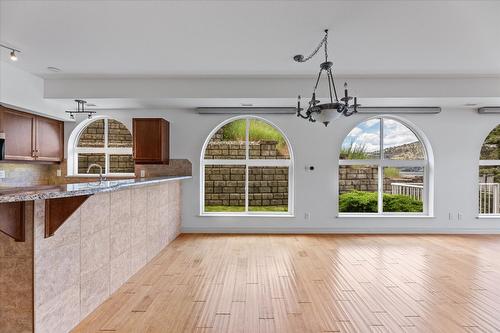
<box><xmin>35</xmin><ymin>116</ymin><xmax>63</xmax><ymax>162</ymax></box>
<box><xmin>0</xmin><ymin>107</ymin><xmax>35</xmax><ymax>161</ymax></box>
<box><xmin>133</xmin><ymin>118</ymin><xmax>169</xmax><ymax>164</ymax></box>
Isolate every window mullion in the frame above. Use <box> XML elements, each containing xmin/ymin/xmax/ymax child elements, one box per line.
<box><xmin>378</xmin><ymin>165</ymin><xmax>383</xmax><ymax>214</ymax></box>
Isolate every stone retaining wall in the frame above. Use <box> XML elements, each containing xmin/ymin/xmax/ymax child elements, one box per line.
<box><xmin>339</xmin><ymin>166</ymin><xmax>423</xmax><ymax>194</ymax></box>
<box><xmin>204</xmin><ymin>165</ymin><xmax>289</xmax><ymax>207</ymax></box>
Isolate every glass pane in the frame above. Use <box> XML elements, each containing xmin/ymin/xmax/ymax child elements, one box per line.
<box><xmin>108</xmin><ymin>119</ymin><xmax>132</xmax><ymax>148</ymax></box>
<box><xmin>204</xmin><ymin>165</ymin><xmax>245</xmax><ymax>212</ymax></box>
<box><xmin>479</xmin><ymin>166</ymin><xmax>500</xmax><ymax>214</ymax></box>
<box><xmin>340</xmin><ymin>119</ymin><xmax>380</xmax><ymax>160</ymax></box>
<box><xmin>248</xmin><ymin>166</ymin><xmax>288</xmax><ymax>212</ymax></box>
<box><xmin>383</xmin><ymin>167</ymin><xmax>424</xmax><ymax>213</ymax></box>
<box><xmin>383</xmin><ymin>119</ymin><xmax>424</xmax><ymax>160</ymax></box>
<box><xmin>78</xmin><ymin>153</ymin><xmax>105</xmax><ymax>174</ymax></box>
<box><xmin>249</xmin><ymin>119</ymin><xmax>290</xmax><ymax>159</ymax></box>
<box><xmin>109</xmin><ymin>154</ymin><xmax>134</xmax><ymax>173</ymax></box>
<box><xmin>338</xmin><ymin>165</ymin><xmax>379</xmax><ymax>213</ymax></box>
<box><xmin>204</xmin><ymin>119</ymin><xmax>247</xmax><ymax>159</ymax></box>
<box><xmin>77</xmin><ymin>119</ymin><xmax>104</xmax><ymax>147</ymax></box>
<box><xmin>480</xmin><ymin>124</ymin><xmax>500</xmax><ymax>160</ymax></box>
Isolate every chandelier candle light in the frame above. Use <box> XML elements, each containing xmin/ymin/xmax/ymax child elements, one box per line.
<box><xmin>294</xmin><ymin>29</ymin><xmax>360</xmax><ymax>126</ymax></box>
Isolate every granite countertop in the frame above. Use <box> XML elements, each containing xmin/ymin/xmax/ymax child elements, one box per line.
<box><xmin>0</xmin><ymin>176</ymin><xmax>191</xmax><ymax>203</ymax></box>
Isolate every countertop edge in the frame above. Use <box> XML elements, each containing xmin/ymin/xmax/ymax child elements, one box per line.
<box><xmin>0</xmin><ymin>176</ymin><xmax>192</xmax><ymax>203</ymax></box>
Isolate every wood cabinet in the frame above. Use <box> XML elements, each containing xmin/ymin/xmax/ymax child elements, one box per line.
<box><xmin>0</xmin><ymin>106</ymin><xmax>64</xmax><ymax>162</ymax></box>
<box><xmin>133</xmin><ymin>118</ymin><xmax>170</xmax><ymax>164</ymax></box>
<box><xmin>35</xmin><ymin>116</ymin><xmax>64</xmax><ymax>162</ymax></box>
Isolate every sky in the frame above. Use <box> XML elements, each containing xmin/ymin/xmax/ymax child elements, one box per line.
<box><xmin>342</xmin><ymin>118</ymin><xmax>419</xmax><ymax>152</ymax></box>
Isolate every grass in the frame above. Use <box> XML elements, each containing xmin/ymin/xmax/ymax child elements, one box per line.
<box><xmin>340</xmin><ymin>140</ymin><xmax>369</xmax><ymax>159</ymax></box>
<box><xmin>222</xmin><ymin>119</ymin><xmax>289</xmax><ymax>156</ymax></box>
<box><xmin>205</xmin><ymin>205</ymin><xmax>288</xmax><ymax>213</ymax></box>
<box><xmin>384</xmin><ymin>167</ymin><xmax>401</xmax><ymax>178</ymax></box>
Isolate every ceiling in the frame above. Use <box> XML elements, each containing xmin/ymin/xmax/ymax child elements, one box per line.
<box><xmin>2</xmin><ymin>0</ymin><xmax>500</xmax><ymax>78</ymax></box>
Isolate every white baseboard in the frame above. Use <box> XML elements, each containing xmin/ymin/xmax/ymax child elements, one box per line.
<box><xmin>181</xmin><ymin>226</ymin><xmax>500</xmax><ymax>234</ymax></box>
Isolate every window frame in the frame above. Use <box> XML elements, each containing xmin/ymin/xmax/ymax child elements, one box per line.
<box><xmin>200</xmin><ymin>115</ymin><xmax>294</xmax><ymax>217</ymax></box>
<box><xmin>73</xmin><ymin>117</ymin><xmax>134</xmax><ymax>177</ymax></box>
<box><xmin>338</xmin><ymin>116</ymin><xmax>432</xmax><ymax>217</ymax></box>
<box><xmin>478</xmin><ymin>124</ymin><xmax>500</xmax><ymax>217</ymax></box>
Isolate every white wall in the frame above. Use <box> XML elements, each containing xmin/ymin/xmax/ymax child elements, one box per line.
<box><xmin>0</xmin><ymin>61</ymin><xmax>65</xmax><ymax>119</ymax></box>
<box><xmin>66</xmin><ymin>107</ymin><xmax>500</xmax><ymax>234</ymax></box>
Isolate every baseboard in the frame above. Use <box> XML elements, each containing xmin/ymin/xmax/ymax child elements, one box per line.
<box><xmin>181</xmin><ymin>226</ymin><xmax>500</xmax><ymax>234</ymax></box>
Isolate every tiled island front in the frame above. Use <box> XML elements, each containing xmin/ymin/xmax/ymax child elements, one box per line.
<box><xmin>0</xmin><ymin>177</ymin><xmax>187</xmax><ymax>333</ymax></box>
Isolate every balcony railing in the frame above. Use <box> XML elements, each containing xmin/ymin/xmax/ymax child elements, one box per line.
<box><xmin>391</xmin><ymin>183</ymin><xmax>424</xmax><ymax>201</ymax></box>
<box><xmin>479</xmin><ymin>183</ymin><xmax>499</xmax><ymax>215</ymax></box>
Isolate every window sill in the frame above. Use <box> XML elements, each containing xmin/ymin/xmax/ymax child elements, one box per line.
<box><xmin>476</xmin><ymin>215</ymin><xmax>500</xmax><ymax>219</ymax></box>
<box><xmin>199</xmin><ymin>213</ymin><xmax>295</xmax><ymax>218</ymax></box>
<box><xmin>337</xmin><ymin>213</ymin><xmax>434</xmax><ymax>219</ymax></box>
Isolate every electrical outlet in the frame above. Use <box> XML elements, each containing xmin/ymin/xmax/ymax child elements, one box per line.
<box><xmin>140</xmin><ymin>169</ymin><xmax>146</xmax><ymax>178</ymax></box>
<box><xmin>0</xmin><ymin>170</ymin><xmax>5</xmax><ymax>179</ymax></box>
<box><xmin>458</xmin><ymin>212</ymin><xmax>463</xmax><ymax>220</ymax></box>
<box><xmin>448</xmin><ymin>212</ymin><xmax>453</xmax><ymax>220</ymax></box>
<box><xmin>304</xmin><ymin>212</ymin><xmax>310</xmax><ymax>220</ymax></box>
<box><xmin>56</xmin><ymin>169</ymin><xmax>62</xmax><ymax>177</ymax></box>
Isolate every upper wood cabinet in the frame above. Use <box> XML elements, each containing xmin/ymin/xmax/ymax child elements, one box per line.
<box><xmin>0</xmin><ymin>106</ymin><xmax>64</xmax><ymax>162</ymax></box>
<box><xmin>35</xmin><ymin>116</ymin><xmax>64</xmax><ymax>162</ymax></box>
<box><xmin>133</xmin><ymin>118</ymin><xmax>170</xmax><ymax>164</ymax></box>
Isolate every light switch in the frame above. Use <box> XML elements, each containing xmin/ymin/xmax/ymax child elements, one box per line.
<box><xmin>0</xmin><ymin>170</ymin><xmax>5</xmax><ymax>179</ymax></box>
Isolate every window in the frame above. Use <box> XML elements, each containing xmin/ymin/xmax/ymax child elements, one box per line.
<box><xmin>339</xmin><ymin>117</ymin><xmax>431</xmax><ymax>216</ymax></box>
<box><xmin>201</xmin><ymin>116</ymin><xmax>293</xmax><ymax>215</ymax></box>
<box><xmin>73</xmin><ymin>118</ymin><xmax>134</xmax><ymax>176</ymax></box>
<box><xmin>479</xmin><ymin>124</ymin><xmax>500</xmax><ymax>216</ymax></box>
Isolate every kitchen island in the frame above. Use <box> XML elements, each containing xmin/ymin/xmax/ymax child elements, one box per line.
<box><xmin>0</xmin><ymin>176</ymin><xmax>190</xmax><ymax>333</ymax></box>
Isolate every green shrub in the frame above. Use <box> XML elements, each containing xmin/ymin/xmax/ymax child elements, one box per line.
<box><xmin>339</xmin><ymin>191</ymin><xmax>423</xmax><ymax>213</ymax></box>
<box><xmin>339</xmin><ymin>191</ymin><xmax>378</xmax><ymax>212</ymax></box>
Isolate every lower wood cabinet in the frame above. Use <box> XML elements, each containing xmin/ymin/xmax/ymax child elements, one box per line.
<box><xmin>0</xmin><ymin>106</ymin><xmax>64</xmax><ymax>162</ymax></box>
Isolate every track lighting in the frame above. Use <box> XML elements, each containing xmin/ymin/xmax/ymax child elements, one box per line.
<box><xmin>0</xmin><ymin>43</ymin><xmax>21</xmax><ymax>61</ymax></box>
<box><xmin>9</xmin><ymin>50</ymin><xmax>17</xmax><ymax>61</ymax></box>
<box><xmin>66</xmin><ymin>99</ymin><xmax>96</xmax><ymax>119</ymax></box>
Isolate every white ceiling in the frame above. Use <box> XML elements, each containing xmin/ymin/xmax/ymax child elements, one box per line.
<box><xmin>2</xmin><ymin>0</ymin><xmax>500</xmax><ymax>78</ymax></box>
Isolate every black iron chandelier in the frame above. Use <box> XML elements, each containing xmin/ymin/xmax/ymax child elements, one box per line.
<box><xmin>294</xmin><ymin>29</ymin><xmax>360</xmax><ymax>126</ymax></box>
<box><xmin>66</xmin><ymin>99</ymin><xmax>96</xmax><ymax>119</ymax></box>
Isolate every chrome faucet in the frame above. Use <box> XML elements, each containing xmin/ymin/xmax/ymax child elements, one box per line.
<box><xmin>86</xmin><ymin>163</ymin><xmax>105</xmax><ymax>183</ymax></box>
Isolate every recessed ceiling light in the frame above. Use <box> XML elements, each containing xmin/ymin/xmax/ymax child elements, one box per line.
<box><xmin>47</xmin><ymin>66</ymin><xmax>61</xmax><ymax>72</ymax></box>
<box><xmin>241</xmin><ymin>103</ymin><xmax>253</xmax><ymax>107</ymax></box>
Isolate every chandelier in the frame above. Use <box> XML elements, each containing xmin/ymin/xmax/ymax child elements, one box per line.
<box><xmin>294</xmin><ymin>29</ymin><xmax>360</xmax><ymax>126</ymax></box>
<box><xmin>65</xmin><ymin>99</ymin><xmax>96</xmax><ymax>119</ymax></box>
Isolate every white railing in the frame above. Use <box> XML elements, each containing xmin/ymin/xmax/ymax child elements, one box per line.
<box><xmin>391</xmin><ymin>183</ymin><xmax>424</xmax><ymax>201</ymax></box>
<box><xmin>479</xmin><ymin>183</ymin><xmax>499</xmax><ymax>215</ymax></box>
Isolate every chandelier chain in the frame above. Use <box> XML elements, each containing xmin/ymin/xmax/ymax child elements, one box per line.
<box><xmin>297</xmin><ymin>30</ymin><xmax>328</xmax><ymax>63</ymax></box>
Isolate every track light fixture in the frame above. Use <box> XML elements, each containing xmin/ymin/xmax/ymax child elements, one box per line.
<box><xmin>66</xmin><ymin>99</ymin><xmax>96</xmax><ymax>119</ymax></box>
<box><xmin>0</xmin><ymin>43</ymin><xmax>21</xmax><ymax>61</ymax></box>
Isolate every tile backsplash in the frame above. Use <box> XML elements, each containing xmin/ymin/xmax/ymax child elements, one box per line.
<box><xmin>0</xmin><ymin>162</ymin><xmax>53</xmax><ymax>187</ymax></box>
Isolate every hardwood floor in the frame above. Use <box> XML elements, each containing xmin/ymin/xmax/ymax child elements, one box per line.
<box><xmin>72</xmin><ymin>234</ymin><xmax>500</xmax><ymax>332</ymax></box>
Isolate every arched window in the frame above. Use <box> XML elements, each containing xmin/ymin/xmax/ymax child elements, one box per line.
<box><xmin>338</xmin><ymin>116</ymin><xmax>432</xmax><ymax>215</ymax></box>
<box><xmin>200</xmin><ymin>116</ymin><xmax>293</xmax><ymax>215</ymax></box>
<box><xmin>70</xmin><ymin>117</ymin><xmax>134</xmax><ymax>176</ymax></box>
<box><xmin>479</xmin><ymin>124</ymin><xmax>500</xmax><ymax>216</ymax></box>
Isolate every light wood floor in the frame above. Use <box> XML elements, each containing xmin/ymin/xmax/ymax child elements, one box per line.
<box><xmin>73</xmin><ymin>234</ymin><xmax>500</xmax><ymax>332</ymax></box>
